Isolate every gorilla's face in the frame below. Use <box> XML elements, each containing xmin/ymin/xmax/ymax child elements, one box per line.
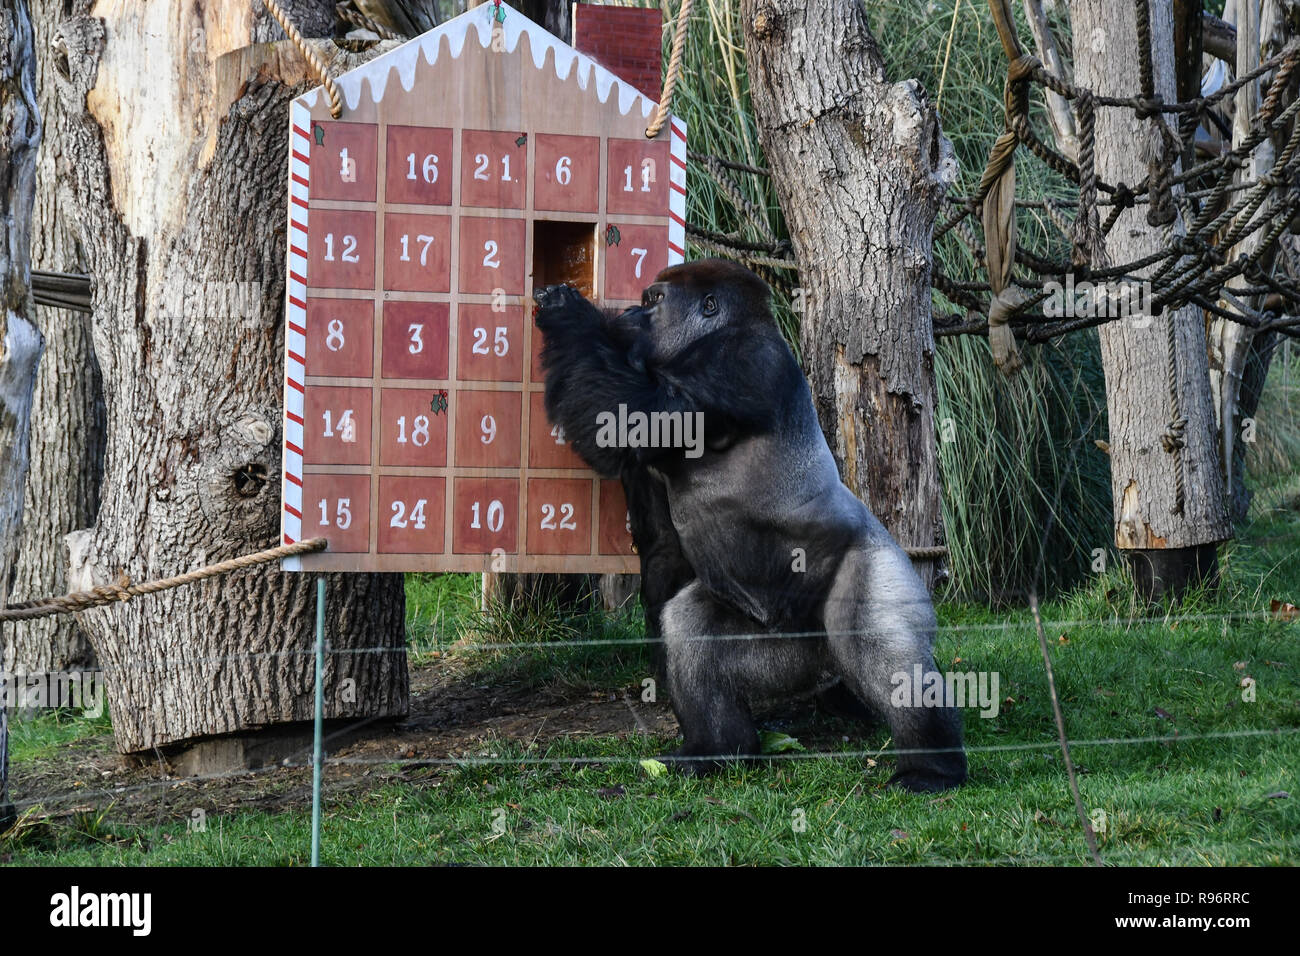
<box><xmin>637</xmin><ymin>280</ymin><xmax>728</xmax><ymax>362</ymax></box>
<box><xmin>637</xmin><ymin>259</ymin><xmax>771</xmax><ymax>363</ymax></box>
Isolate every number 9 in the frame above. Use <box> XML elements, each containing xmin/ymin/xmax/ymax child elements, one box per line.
<box><xmin>480</xmin><ymin>414</ymin><xmax>497</xmax><ymax>445</ymax></box>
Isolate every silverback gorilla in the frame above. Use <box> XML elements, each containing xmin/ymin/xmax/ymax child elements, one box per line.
<box><xmin>533</xmin><ymin>259</ymin><xmax>966</xmax><ymax>792</ymax></box>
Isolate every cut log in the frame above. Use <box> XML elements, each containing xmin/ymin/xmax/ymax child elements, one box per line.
<box><xmin>49</xmin><ymin>3</ymin><xmax>407</xmax><ymax>755</ymax></box>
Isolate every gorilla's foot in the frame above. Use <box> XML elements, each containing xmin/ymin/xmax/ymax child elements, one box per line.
<box><xmin>886</xmin><ymin>757</ymin><xmax>968</xmax><ymax>794</ymax></box>
<box><xmin>660</xmin><ymin>747</ymin><xmax>760</xmax><ymax>777</ymax></box>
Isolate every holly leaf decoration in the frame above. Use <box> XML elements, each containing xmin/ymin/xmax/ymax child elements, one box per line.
<box><xmin>605</xmin><ymin>225</ymin><xmax>622</xmax><ymax>247</ymax></box>
<box><xmin>430</xmin><ymin>390</ymin><xmax>449</xmax><ymax>416</ymax></box>
<box><xmin>313</xmin><ymin>124</ymin><xmax>324</xmax><ymax>147</ymax></box>
<box><xmin>515</xmin><ymin>133</ymin><xmax>527</xmax><ymax>148</ymax></box>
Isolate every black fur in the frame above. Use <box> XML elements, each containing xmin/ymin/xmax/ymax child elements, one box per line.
<box><xmin>533</xmin><ymin>261</ymin><xmax>967</xmax><ymax>792</ymax></box>
<box><xmin>535</xmin><ymin>299</ymin><xmax>695</xmax><ymax>654</ymax></box>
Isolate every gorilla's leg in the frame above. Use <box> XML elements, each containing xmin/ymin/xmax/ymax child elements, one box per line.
<box><xmin>622</xmin><ymin>467</ymin><xmax>694</xmax><ymax>685</ymax></box>
<box><xmin>814</xmin><ymin>681</ymin><xmax>878</xmax><ymax>724</ymax></box>
<box><xmin>659</xmin><ymin>581</ymin><xmax>762</xmax><ymax>773</ymax></box>
<box><xmin>822</xmin><ymin>547</ymin><xmax>967</xmax><ymax>793</ymax></box>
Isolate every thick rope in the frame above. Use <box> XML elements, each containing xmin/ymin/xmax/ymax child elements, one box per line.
<box><xmin>1</xmin><ymin>538</ymin><xmax>328</xmax><ymax>622</ymax></box>
<box><xmin>699</xmin><ymin>153</ymin><xmax>777</xmax><ymax>242</ymax></box>
<box><xmin>646</xmin><ymin>0</ymin><xmax>693</xmax><ymax>139</ymax></box>
<box><xmin>904</xmin><ymin>546</ymin><xmax>949</xmax><ymax>561</ymax></box>
<box><xmin>687</xmin><ymin>149</ymin><xmax>770</xmax><ymax>177</ymax></box>
<box><xmin>932</xmin><ymin>6</ymin><xmax>1300</xmax><ymax>352</ymax></box>
<box><xmin>1161</xmin><ymin>314</ymin><xmax>1188</xmax><ymax>515</ymax></box>
<box><xmin>262</xmin><ymin>0</ymin><xmax>343</xmax><ymax>118</ymax></box>
<box><xmin>1071</xmin><ymin>89</ymin><xmax>1106</xmax><ymax>266</ymax></box>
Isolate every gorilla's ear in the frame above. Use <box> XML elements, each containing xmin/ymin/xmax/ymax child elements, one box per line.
<box><xmin>702</xmin><ymin>294</ymin><xmax>719</xmax><ymax>317</ymax></box>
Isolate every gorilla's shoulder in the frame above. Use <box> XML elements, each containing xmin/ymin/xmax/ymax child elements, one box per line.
<box><xmin>658</xmin><ymin>324</ymin><xmax>806</xmax><ymax>428</ymax></box>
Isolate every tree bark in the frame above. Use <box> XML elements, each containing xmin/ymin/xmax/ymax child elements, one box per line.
<box><xmin>739</xmin><ymin>0</ymin><xmax>955</xmax><ymax>588</ymax></box>
<box><xmin>521</xmin><ymin>0</ymin><xmax>571</xmax><ymax>42</ymax></box>
<box><xmin>1023</xmin><ymin>0</ymin><xmax>1079</xmax><ymax>162</ymax></box>
<box><xmin>1208</xmin><ymin>0</ymin><xmax>1294</xmax><ymax>523</ymax></box>
<box><xmin>0</xmin><ymin>0</ymin><xmax>44</xmax><ymax>826</ymax></box>
<box><xmin>3</xmin><ymin>0</ymin><xmax>103</xmax><ymax>680</ymax></box>
<box><xmin>50</xmin><ymin>2</ymin><xmax>407</xmax><ymax>754</ymax></box>
<box><xmin>1069</xmin><ymin>0</ymin><xmax>1233</xmax><ymax>596</ymax></box>
<box><xmin>354</xmin><ymin>1</ymin><xmax>440</xmax><ymax>38</ymax></box>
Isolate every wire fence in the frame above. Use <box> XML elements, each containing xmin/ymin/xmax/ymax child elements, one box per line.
<box><xmin>4</xmin><ymin>0</ymin><xmax>1299</xmax><ymax>868</ymax></box>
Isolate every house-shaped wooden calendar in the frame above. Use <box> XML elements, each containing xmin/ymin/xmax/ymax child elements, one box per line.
<box><xmin>279</xmin><ymin>1</ymin><xmax>685</xmax><ymax>573</ymax></box>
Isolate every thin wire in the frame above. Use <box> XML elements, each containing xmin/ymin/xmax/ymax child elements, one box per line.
<box><xmin>10</xmin><ymin>726</ymin><xmax>1296</xmax><ymax>816</ymax></box>
<box><xmin>1</xmin><ymin>606</ymin><xmax>1289</xmax><ymax>681</ymax></box>
<box><xmin>0</xmin><ymin>604</ymin><xmax>1282</xmax><ymax>685</ymax></box>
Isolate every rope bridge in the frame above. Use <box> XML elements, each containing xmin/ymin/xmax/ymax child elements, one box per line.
<box><xmin>670</xmin><ymin>1</ymin><xmax>1300</xmax><ymax>369</ymax></box>
<box><xmin>931</xmin><ymin>0</ymin><xmax>1300</xmax><ymax>367</ymax></box>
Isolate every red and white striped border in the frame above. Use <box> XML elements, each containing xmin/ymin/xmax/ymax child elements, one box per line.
<box><xmin>281</xmin><ymin>99</ymin><xmax>311</xmax><ymax>570</ymax></box>
<box><xmin>668</xmin><ymin>116</ymin><xmax>686</xmax><ymax>265</ymax></box>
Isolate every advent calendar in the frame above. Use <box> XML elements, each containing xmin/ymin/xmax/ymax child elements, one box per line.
<box><xmin>279</xmin><ymin>2</ymin><xmax>685</xmax><ymax>573</ymax></box>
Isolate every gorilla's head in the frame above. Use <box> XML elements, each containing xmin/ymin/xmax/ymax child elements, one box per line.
<box><xmin>636</xmin><ymin>259</ymin><xmax>774</xmax><ymax>362</ymax></box>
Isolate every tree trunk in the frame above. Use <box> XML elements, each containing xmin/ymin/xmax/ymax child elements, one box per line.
<box><xmin>0</xmin><ymin>0</ymin><xmax>44</xmax><ymax>826</ymax></box>
<box><xmin>3</xmin><ymin>0</ymin><xmax>103</xmax><ymax>680</ymax></box>
<box><xmin>50</xmin><ymin>3</ymin><xmax>407</xmax><ymax>755</ymax></box>
<box><xmin>1069</xmin><ymin>0</ymin><xmax>1233</xmax><ymax>597</ymax></box>
<box><xmin>739</xmin><ymin>0</ymin><xmax>955</xmax><ymax>588</ymax></box>
<box><xmin>1023</xmin><ymin>0</ymin><xmax>1079</xmax><ymax>162</ymax></box>
<box><xmin>353</xmin><ymin>1</ymin><xmax>441</xmax><ymax>38</ymax></box>
<box><xmin>521</xmin><ymin>0</ymin><xmax>570</xmax><ymax>43</ymax></box>
<box><xmin>1208</xmin><ymin>0</ymin><xmax>1294</xmax><ymax>523</ymax></box>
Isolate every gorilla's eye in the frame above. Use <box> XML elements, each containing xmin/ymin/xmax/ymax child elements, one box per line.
<box><xmin>642</xmin><ymin>288</ymin><xmax>664</xmax><ymax>307</ymax></box>
<box><xmin>702</xmin><ymin>294</ymin><xmax>719</xmax><ymax>317</ymax></box>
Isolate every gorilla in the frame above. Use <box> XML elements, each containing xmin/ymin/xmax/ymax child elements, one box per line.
<box><xmin>533</xmin><ymin>259</ymin><xmax>966</xmax><ymax>792</ymax></box>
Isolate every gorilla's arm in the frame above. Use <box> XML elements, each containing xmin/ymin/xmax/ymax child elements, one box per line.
<box><xmin>535</xmin><ymin>284</ymin><xmax>801</xmax><ymax>475</ymax></box>
<box><xmin>532</xmin><ymin>284</ymin><xmax>698</xmax><ymax>651</ymax></box>
<box><xmin>534</xmin><ymin>285</ymin><xmax>652</xmax><ymax>477</ymax></box>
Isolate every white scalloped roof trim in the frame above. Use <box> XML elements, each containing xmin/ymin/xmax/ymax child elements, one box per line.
<box><xmin>299</xmin><ymin>1</ymin><xmax>658</xmax><ymax>119</ymax></box>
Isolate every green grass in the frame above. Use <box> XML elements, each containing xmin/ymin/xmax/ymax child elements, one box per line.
<box><xmin>7</xmin><ymin>730</ymin><xmax>1297</xmax><ymax>865</ymax></box>
<box><xmin>7</xmin><ymin>492</ymin><xmax>1298</xmax><ymax>865</ymax></box>
<box><xmin>7</xmin><ymin>710</ymin><xmax>112</xmax><ymax>764</ymax></box>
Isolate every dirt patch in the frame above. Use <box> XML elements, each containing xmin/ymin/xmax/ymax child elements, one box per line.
<box><xmin>7</xmin><ymin>660</ymin><xmax>680</xmax><ymax>830</ymax></box>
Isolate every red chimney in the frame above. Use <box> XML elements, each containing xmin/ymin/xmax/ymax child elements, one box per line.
<box><xmin>571</xmin><ymin>2</ymin><xmax>663</xmax><ymax>103</ymax></box>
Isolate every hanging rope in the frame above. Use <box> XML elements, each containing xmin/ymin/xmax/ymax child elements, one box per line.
<box><xmin>1</xmin><ymin>538</ymin><xmax>328</xmax><ymax>622</ymax></box>
<box><xmin>1071</xmin><ymin>90</ymin><xmax>1106</xmax><ymax>267</ymax></box>
<box><xmin>1161</xmin><ymin>314</ymin><xmax>1188</xmax><ymax>515</ymax></box>
<box><xmin>646</xmin><ymin>0</ymin><xmax>693</xmax><ymax>138</ymax></box>
<box><xmin>979</xmin><ymin>54</ymin><xmax>1039</xmax><ymax>373</ymax></box>
<box><xmin>262</xmin><ymin>0</ymin><xmax>343</xmax><ymax>118</ymax></box>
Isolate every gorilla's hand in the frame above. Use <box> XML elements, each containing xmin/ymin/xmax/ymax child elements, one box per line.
<box><xmin>532</xmin><ymin>283</ymin><xmax>590</xmax><ymax>332</ymax></box>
